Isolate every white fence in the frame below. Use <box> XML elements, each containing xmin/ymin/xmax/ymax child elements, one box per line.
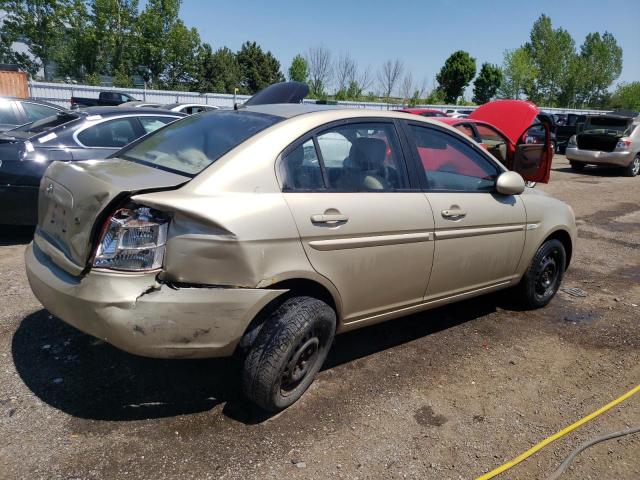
<box><xmin>28</xmin><ymin>81</ymin><xmax>609</xmax><ymax>115</ymax></box>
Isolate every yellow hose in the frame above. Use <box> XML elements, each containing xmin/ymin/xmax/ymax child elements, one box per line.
<box><xmin>475</xmin><ymin>383</ymin><xmax>640</xmax><ymax>480</ymax></box>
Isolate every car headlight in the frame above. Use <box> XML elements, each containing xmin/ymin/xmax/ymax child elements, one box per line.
<box><xmin>93</xmin><ymin>205</ymin><xmax>168</xmax><ymax>271</ymax></box>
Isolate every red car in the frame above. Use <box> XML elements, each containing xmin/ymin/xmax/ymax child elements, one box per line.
<box><xmin>435</xmin><ymin>100</ymin><xmax>553</xmax><ymax>183</ymax></box>
<box><xmin>396</xmin><ymin>108</ymin><xmax>447</xmax><ymax>118</ymax></box>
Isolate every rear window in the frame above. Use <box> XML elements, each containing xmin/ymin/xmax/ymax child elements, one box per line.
<box><xmin>584</xmin><ymin>117</ymin><xmax>632</xmax><ymax>134</ymax></box>
<box><xmin>119</xmin><ymin>110</ymin><xmax>282</xmax><ymax>176</ymax></box>
<box><xmin>11</xmin><ymin>112</ymin><xmax>79</xmax><ymax>135</ymax></box>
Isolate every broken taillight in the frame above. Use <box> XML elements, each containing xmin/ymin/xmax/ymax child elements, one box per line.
<box><xmin>93</xmin><ymin>205</ymin><xmax>168</xmax><ymax>271</ymax></box>
<box><xmin>615</xmin><ymin>139</ymin><xmax>632</xmax><ymax>151</ymax></box>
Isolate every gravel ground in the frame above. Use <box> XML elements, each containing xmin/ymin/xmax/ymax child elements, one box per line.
<box><xmin>0</xmin><ymin>155</ymin><xmax>638</xmax><ymax>480</ymax></box>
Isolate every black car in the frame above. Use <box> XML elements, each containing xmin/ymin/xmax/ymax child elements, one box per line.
<box><xmin>70</xmin><ymin>91</ymin><xmax>139</xmax><ymax>109</ymax></box>
<box><xmin>0</xmin><ymin>107</ymin><xmax>185</xmax><ymax>225</ymax></box>
<box><xmin>525</xmin><ymin>113</ymin><xmax>558</xmax><ymax>150</ymax></box>
<box><xmin>0</xmin><ymin>97</ymin><xmax>66</xmax><ymax>132</ymax></box>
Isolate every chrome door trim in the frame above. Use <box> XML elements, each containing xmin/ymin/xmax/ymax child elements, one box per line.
<box><xmin>309</xmin><ymin>231</ymin><xmax>432</xmax><ymax>251</ymax></box>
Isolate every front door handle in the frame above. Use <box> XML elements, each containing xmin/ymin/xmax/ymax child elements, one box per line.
<box><xmin>441</xmin><ymin>209</ymin><xmax>467</xmax><ymax>219</ymax></box>
<box><xmin>311</xmin><ymin>213</ymin><xmax>349</xmax><ymax>224</ymax></box>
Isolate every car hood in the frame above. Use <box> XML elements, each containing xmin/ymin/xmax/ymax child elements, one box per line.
<box><xmin>469</xmin><ymin>100</ymin><xmax>539</xmax><ymax>144</ymax></box>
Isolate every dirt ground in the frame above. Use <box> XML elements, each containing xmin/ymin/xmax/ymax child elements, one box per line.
<box><xmin>0</xmin><ymin>155</ymin><xmax>638</xmax><ymax>480</ymax></box>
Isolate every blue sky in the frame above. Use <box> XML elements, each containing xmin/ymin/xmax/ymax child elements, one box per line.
<box><xmin>178</xmin><ymin>0</ymin><xmax>640</xmax><ymax>96</ymax></box>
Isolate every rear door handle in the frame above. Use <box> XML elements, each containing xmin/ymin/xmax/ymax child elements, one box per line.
<box><xmin>441</xmin><ymin>209</ymin><xmax>467</xmax><ymax>219</ymax></box>
<box><xmin>311</xmin><ymin>213</ymin><xmax>349</xmax><ymax>224</ymax></box>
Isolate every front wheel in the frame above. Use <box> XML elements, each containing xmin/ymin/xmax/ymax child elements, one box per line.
<box><xmin>623</xmin><ymin>155</ymin><xmax>640</xmax><ymax>177</ymax></box>
<box><xmin>241</xmin><ymin>296</ymin><xmax>336</xmax><ymax>412</ymax></box>
<box><xmin>515</xmin><ymin>239</ymin><xmax>566</xmax><ymax>309</ymax></box>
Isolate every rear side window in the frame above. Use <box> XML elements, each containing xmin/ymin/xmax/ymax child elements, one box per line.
<box><xmin>119</xmin><ymin>110</ymin><xmax>282</xmax><ymax>176</ymax></box>
<box><xmin>316</xmin><ymin>122</ymin><xmax>409</xmax><ymax>191</ymax></box>
<box><xmin>280</xmin><ymin>139</ymin><xmax>324</xmax><ymax>191</ymax></box>
<box><xmin>138</xmin><ymin>116</ymin><xmax>176</xmax><ymax>133</ymax></box>
<box><xmin>280</xmin><ymin>121</ymin><xmax>410</xmax><ymax>192</ymax></box>
<box><xmin>22</xmin><ymin>102</ymin><xmax>59</xmax><ymax>122</ymax></box>
<box><xmin>77</xmin><ymin>118</ymin><xmax>139</xmax><ymax>148</ymax></box>
<box><xmin>408</xmin><ymin>125</ymin><xmax>499</xmax><ymax>192</ymax></box>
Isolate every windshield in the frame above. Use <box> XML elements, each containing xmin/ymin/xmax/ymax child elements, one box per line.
<box><xmin>10</xmin><ymin>112</ymin><xmax>80</xmax><ymax>136</ymax></box>
<box><xmin>119</xmin><ymin>110</ymin><xmax>283</xmax><ymax>176</ymax></box>
<box><xmin>583</xmin><ymin>117</ymin><xmax>632</xmax><ymax>135</ymax></box>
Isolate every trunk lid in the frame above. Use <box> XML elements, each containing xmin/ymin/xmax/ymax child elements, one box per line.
<box><xmin>469</xmin><ymin>100</ymin><xmax>539</xmax><ymax>144</ymax></box>
<box><xmin>35</xmin><ymin>158</ymin><xmax>189</xmax><ymax>275</ymax></box>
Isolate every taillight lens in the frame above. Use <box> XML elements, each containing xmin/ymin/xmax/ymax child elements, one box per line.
<box><xmin>615</xmin><ymin>139</ymin><xmax>632</xmax><ymax>151</ymax></box>
<box><xmin>93</xmin><ymin>205</ymin><xmax>168</xmax><ymax>271</ymax></box>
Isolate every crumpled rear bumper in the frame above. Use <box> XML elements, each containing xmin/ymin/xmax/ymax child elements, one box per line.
<box><xmin>25</xmin><ymin>242</ymin><xmax>286</xmax><ymax>358</ymax></box>
<box><xmin>565</xmin><ymin>148</ymin><xmax>633</xmax><ymax>167</ymax></box>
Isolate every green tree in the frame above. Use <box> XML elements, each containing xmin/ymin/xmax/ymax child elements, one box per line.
<box><xmin>525</xmin><ymin>14</ymin><xmax>575</xmax><ymax>106</ymax></box>
<box><xmin>498</xmin><ymin>47</ymin><xmax>537</xmax><ymax>99</ymax></box>
<box><xmin>288</xmin><ymin>54</ymin><xmax>308</xmax><ymax>83</ymax></box>
<box><xmin>162</xmin><ymin>20</ymin><xmax>201</xmax><ymax>89</ymax></box>
<box><xmin>236</xmin><ymin>41</ymin><xmax>284</xmax><ymax>94</ymax></box>
<box><xmin>608</xmin><ymin>82</ymin><xmax>640</xmax><ymax>111</ymax></box>
<box><xmin>472</xmin><ymin>63</ymin><xmax>502</xmax><ymax>104</ymax></box>
<box><xmin>0</xmin><ymin>23</ymin><xmax>40</xmax><ymax>76</ymax></box>
<box><xmin>112</xmin><ymin>65</ymin><xmax>133</xmax><ymax>87</ymax></box>
<box><xmin>54</xmin><ymin>0</ymin><xmax>97</xmax><ymax>80</ymax></box>
<box><xmin>196</xmin><ymin>44</ymin><xmax>240</xmax><ymax>93</ymax></box>
<box><xmin>2</xmin><ymin>0</ymin><xmax>73</xmax><ymax>80</ymax></box>
<box><xmin>90</xmin><ymin>0</ymin><xmax>139</xmax><ymax>75</ymax></box>
<box><xmin>136</xmin><ymin>0</ymin><xmax>181</xmax><ymax>86</ymax></box>
<box><xmin>436</xmin><ymin>50</ymin><xmax>476</xmax><ymax>103</ymax></box>
<box><xmin>574</xmin><ymin>32</ymin><xmax>622</xmax><ymax>107</ymax></box>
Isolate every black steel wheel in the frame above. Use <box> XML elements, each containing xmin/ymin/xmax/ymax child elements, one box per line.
<box><xmin>241</xmin><ymin>296</ymin><xmax>336</xmax><ymax>412</ymax></box>
<box><xmin>515</xmin><ymin>239</ymin><xmax>566</xmax><ymax>309</ymax></box>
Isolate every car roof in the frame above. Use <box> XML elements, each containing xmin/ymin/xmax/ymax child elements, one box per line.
<box><xmin>244</xmin><ymin>103</ymin><xmax>339</xmax><ymax>118</ymax></box>
<box><xmin>396</xmin><ymin>108</ymin><xmax>443</xmax><ymax>114</ymax></box>
<box><xmin>79</xmin><ymin>106</ymin><xmax>186</xmax><ymax>116</ymax></box>
<box><xmin>0</xmin><ymin>96</ymin><xmax>64</xmax><ymax>109</ymax></box>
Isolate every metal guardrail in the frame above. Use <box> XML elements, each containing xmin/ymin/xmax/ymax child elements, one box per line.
<box><xmin>28</xmin><ymin>81</ymin><xmax>610</xmax><ymax>115</ymax></box>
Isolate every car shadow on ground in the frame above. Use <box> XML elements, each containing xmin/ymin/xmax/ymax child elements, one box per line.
<box><xmin>13</xmin><ymin>294</ymin><xmax>504</xmax><ymax>425</ymax></box>
<box><xmin>0</xmin><ymin>225</ymin><xmax>34</xmax><ymax>246</ymax></box>
<box><xmin>553</xmin><ymin>165</ymin><xmax>626</xmax><ymax>177</ymax></box>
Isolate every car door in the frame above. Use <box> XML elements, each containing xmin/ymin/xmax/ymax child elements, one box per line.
<box><xmin>402</xmin><ymin>121</ymin><xmax>526</xmax><ymax>300</ymax></box>
<box><xmin>281</xmin><ymin>119</ymin><xmax>435</xmax><ymax>323</ymax></box>
<box><xmin>514</xmin><ymin>122</ymin><xmax>553</xmax><ymax>183</ymax></box>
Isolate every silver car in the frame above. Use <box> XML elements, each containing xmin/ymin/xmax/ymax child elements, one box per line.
<box><xmin>566</xmin><ymin>113</ymin><xmax>640</xmax><ymax>176</ymax></box>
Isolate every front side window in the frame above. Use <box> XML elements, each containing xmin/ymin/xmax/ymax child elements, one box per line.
<box><xmin>120</xmin><ymin>110</ymin><xmax>282</xmax><ymax>176</ymax></box>
<box><xmin>22</xmin><ymin>102</ymin><xmax>59</xmax><ymax>122</ymax></box>
<box><xmin>77</xmin><ymin>117</ymin><xmax>139</xmax><ymax>148</ymax></box>
<box><xmin>408</xmin><ymin>124</ymin><xmax>499</xmax><ymax>192</ymax></box>
<box><xmin>315</xmin><ymin>122</ymin><xmax>409</xmax><ymax>191</ymax></box>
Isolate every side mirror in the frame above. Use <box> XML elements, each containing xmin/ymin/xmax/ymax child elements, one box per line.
<box><xmin>496</xmin><ymin>171</ymin><xmax>525</xmax><ymax>195</ymax></box>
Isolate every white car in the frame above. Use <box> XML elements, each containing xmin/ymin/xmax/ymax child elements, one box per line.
<box><xmin>162</xmin><ymin>103</ymin><xmax>220</xmax><ymax>114</ymax></box>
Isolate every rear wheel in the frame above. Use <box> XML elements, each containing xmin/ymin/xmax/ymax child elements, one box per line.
<box><xmin>570</xmin><ymin>161</ymin><xmax>585</xmax><ymax>172</ymax></box>
<box><xmin>241</xmin><ymin>296</ymin><xmax>336</xmax><ymax>412</ymax></box>
<box><xmin>623</xmin><ymin>155</ymin><xmax>640</xmax><ymax>177</ymax></box>
<box><xmin>515</xmin><ymin>239</ymin><xmax>566</xmax><ymax>309</ymax></box>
